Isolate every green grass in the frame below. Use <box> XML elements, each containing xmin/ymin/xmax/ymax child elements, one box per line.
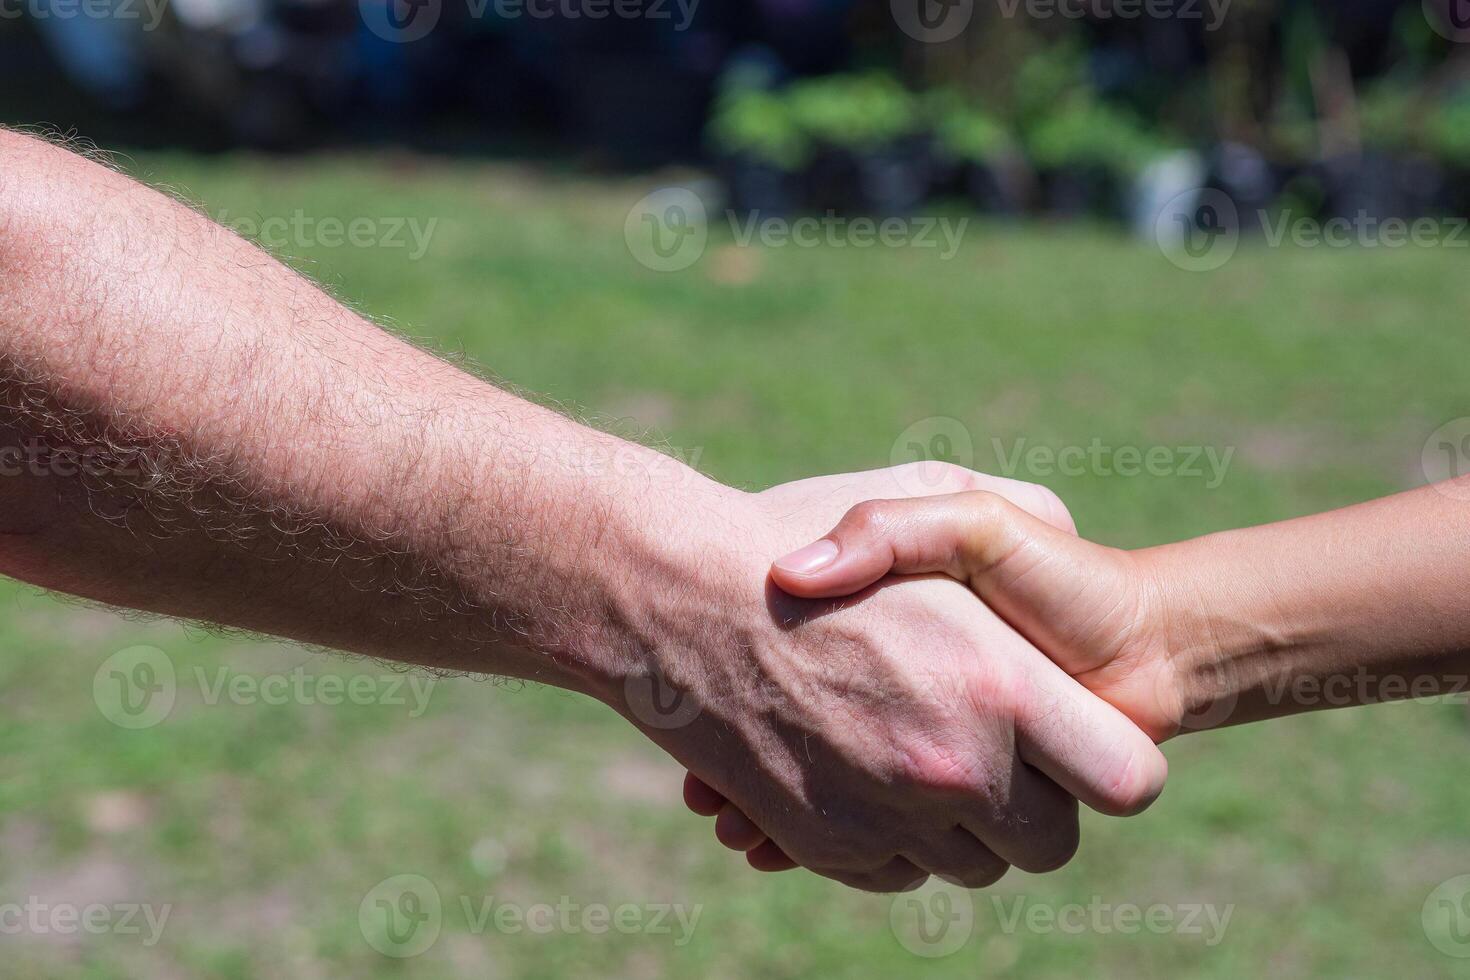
<box><xmin>3</xmin><ymin>149</ymin><xmax>1470</xmax><ymax>977</ymax></box>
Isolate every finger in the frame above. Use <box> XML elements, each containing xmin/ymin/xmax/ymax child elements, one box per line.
<box><xmin>714</xmin><ymin>803</ymin><xmax>767</xmax><ymax>851</ymax></box>
<box><xmin>772</xmin><ymin>490</ymin><xmax>1074</xmax><ymax>600</ymax></box>
<box><xmin>959</xmin><ymin>766</ymin><xmax>1081</xmax><ymax>873</ymax></box>
<box><xmin>683</xmin><ymin>771</ymin><xmax>726</xmax><ymax>816</ymax></box>
<box><xmin>810</xmin><ymin>856</ymin><xmax>928</xmax><ymax>894</ymax></box>
<box><xmin>746</xmin><ymin>839</ymin><xmax>799</xmax><ymax>872</ymax></box>
<box><xmin>1015</xmin><ymin>656</ymin><xmax>1169</xmax><ymax>817</ymax></box>
<box><xmin>901</xmin><ymin>828</ymin><xmax>1010</xmax><ymax>888</ymax></box>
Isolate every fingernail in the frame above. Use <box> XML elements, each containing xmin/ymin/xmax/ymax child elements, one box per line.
<box><xmin>774</xmin><ymin>539</ymin><xmax>839</xmax><ymax>574</ymax></box>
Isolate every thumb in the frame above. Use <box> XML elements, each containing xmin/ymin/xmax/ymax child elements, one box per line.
<box><xmin>770</xmin><ymin>491</ymin><xmax>1122</xmax><ymax>677</ymax></box>
<box><xmin>771</xmin><ymin>489</ymin><xmax>1079</xmax><ymax>597</ymax></box>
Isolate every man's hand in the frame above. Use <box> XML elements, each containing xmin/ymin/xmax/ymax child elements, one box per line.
<box><xmin>640</xmin><ymin>466</ymin><xmax>1167</xmax><ymax>891</ymax></box>
<box><xmin>0</xmin><ymin>129</ymin><xmax>1162</xmax><ymax>895</ymax></box>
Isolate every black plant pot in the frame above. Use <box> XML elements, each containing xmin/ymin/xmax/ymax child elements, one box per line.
<box><xmin>963</xmin><ymin>153</ymin><xmax>1033</xmax><ymax>217</ymax></box>
<box><xmin>1207</xmin><ymin>141</ymin><xmax>1281</xmax><ymax>237</ymax></box>
<box><xmin>720</xmin><ymin>155</ymin><xmax>803</xmax><ymax>218</ymax></box>
<box><xmin>1316</xmin><ymin>151</ymin><xmax>1448</xmax><ymax>222</ymax></box>
<box><xmin>565</xmin><ymin>56</ymin><xmax>712</xmax><ymax>168</ymax></box>
<box><xmin>804</xmin><ymin>140</ymin><xmax>932</xmax><ymax>217</ymax></box>
<box><xmin>1041</xmin><ymin>165</ymin><xmax>1122</xmax><ymax>221</ymax></box>
<box><xmin>1446</xmin><ymin>167</ymin><xmax>1470</xmax><ymax>219</ymax></box>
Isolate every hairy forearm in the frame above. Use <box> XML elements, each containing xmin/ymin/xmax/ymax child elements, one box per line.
<box><xmin>0</xmin><ymin>129</ymin><xmax>737</xmax><ymax>696</ymax></box>
<box><xmin>1146</xmin><ymin>480</ymin><xmax>1470</xmax><ymax>727</ymax></box>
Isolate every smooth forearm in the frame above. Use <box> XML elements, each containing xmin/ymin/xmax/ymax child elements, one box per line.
<box><xmin>0</xmin><ymin>129</ymin><xmax>736</xmax><ymax>696</ymax></box>
<box><xmin>1145</xmin><ymin>480</ymin><xmax>1470</xmax><ymax>728</ymax></box>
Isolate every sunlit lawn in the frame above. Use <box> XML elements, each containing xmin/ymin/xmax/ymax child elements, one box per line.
<box><xmin>2</xmin><ymin>148</ymin><xmax>1469</xmax><ymax>977</ymax></box>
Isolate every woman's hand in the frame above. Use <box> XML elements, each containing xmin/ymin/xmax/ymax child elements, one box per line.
<box><xmin>768</xmin><ymin>490</ymin><xmax>1187</xmax><ymax>742</ymax></box>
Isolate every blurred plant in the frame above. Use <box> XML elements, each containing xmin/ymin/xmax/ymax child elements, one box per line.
<box><xmin>708</xmin><ymin>89</ymin><xmax>811</xmax><ymax>171</ymax></box>
<box><xmin>1356</xmin><ymin>79</ymin><xmax>1421</xmax><ymax>154</ymax></box>
<box><xmin>925</xmin><ymin>89</ymin><xmax>1015</xmax><ymax>166</ymax></box>
<box><xmin>1026</xmin><ymin>96</ymin><xmax>1163</xmax><ymax>175</ymax></box>
<box><xmin>786</xmin><ymin>73</ymin><xmax>921</xmax><ymax>150</ymax></box>
<box><xmin>1427</xmin><ymin>92</ymin><xmax>1470</xmax><ymax>169</ymax></box>
<box><xmin>1012</xmin><ymin>38</ymin><xmax>1088</xmax><ymax>131</ymax></box>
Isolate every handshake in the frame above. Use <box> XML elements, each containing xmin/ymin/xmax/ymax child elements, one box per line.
<box><xmin>6</xmin><ymin>128</ymin><xmax>1460</xmax><ymax>899</ymax></box>
<box><xmin>612</xmin><ymin>462</ymin><xmax>1198</xmax><ymax>894</ymax></box>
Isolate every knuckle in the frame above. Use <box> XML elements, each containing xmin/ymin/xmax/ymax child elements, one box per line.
<box><xmin>931</xmin><ymin>461</ymin><xmax>980</xmax><ymax>492</ymax></box>
<box><xmin>843</xmin><ymin>499</ymin><xmax>895</xmax><ymax>536</ymax></box>
<box><xmin>957</xmin><ymin>488</ymin><xmax>1009</xmax><ymax>527</ymax></box>
<box><xmin>894</xmin><ymin>460</ymin><xmax>973</xmax><ymax>495</ymax></box>
<box><xmin>963</xmin><ymin>660</ymin><xmax>1030</xmax><ymax>722</ymax></box>
<box><xmin>895</xmin><ymin>741</ymin><xmax>986</xmax><ymax>798</ymax></box>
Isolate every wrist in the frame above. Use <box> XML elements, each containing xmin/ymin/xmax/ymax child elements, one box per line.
<box><xmin>541</xmin><ymin>456</ymin><xmax>762</xmax><ymax>708</ymax></box>
<box><xmin>1135</xmin><ymin>532</ymin><xmax>1286</xmax><ymax>735</ymax></box>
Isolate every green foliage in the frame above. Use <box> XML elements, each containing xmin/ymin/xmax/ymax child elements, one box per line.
<box><xmin>926</xmin><ymin>89</ymin><xmax>1015</xmax><ymax>165</ymax></box>
<box><xmin>1026</xmin><ymin>96</ymin><xmax>1163</xmax><ymax>174</ymax></box>
<box><xmin>785</xmin><ymin>73</ymin><xmax>921</xmax><ymax>150</ymax></box>
<box><xmin>707</xmin><ymin>89</ymin><xmax>811</xmax><ymax>171</ymax></box>
<box><xmin>1013</xmin><ymin>37</ymin><xmax>1089</xmax><ymax>128</ymax></box>
<box><xmin>1427</xmin><ymin>92</ymin><xmax>1470</xmax><ymax>168</ymax></box>
<box><xmin>1357</xmin><ymin>79</ymin><xmax>1421</xmax><ymax>153</ymax></box>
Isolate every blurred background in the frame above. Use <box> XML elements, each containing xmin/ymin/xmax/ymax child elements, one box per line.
<box><xmin>4</xmin><ymin>1</ymin><xmax>1470</xmax><ymax>977</ymax></box>
<box><xmin>4</xmin><ymin>0</ymin><xmax>1470</xmax><ymax>220</ymax></box>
